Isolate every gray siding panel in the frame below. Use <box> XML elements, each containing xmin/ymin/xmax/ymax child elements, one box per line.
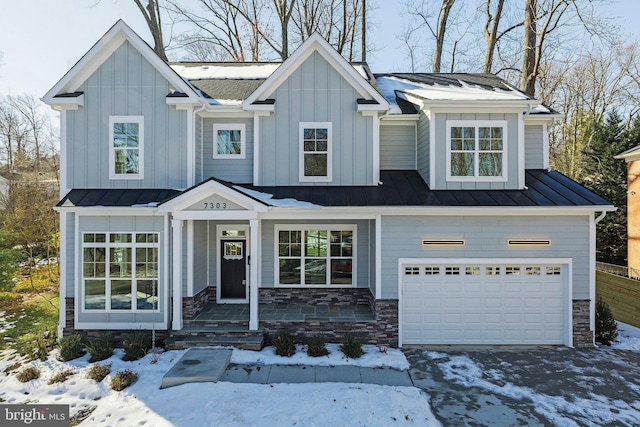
<box><xmin>64</xmin><ymin>213</ymin><xmax>76</xmax><ymax>297</ymax></box>
<box><xmin>260</xmin><ymin>220</ymin><xmax>371</xmax><ymax>288</ymax></box>
<box><xmin>259</xmin><ymin>51</ymin><xmax>374</xmax><ymax>186</ymax></box>
<box><xmin>432</xmin><ymin>112</ymin><xmax>520</xmax><ymax>190</ymax></box>
<box><xmin>201</xmin><ymin>117</ymin><xmax>254</xmax><ymax>183</ymax></box>
<box><xmin>380</xmin><ymin>125</ymin><xmax>415</xmax><ymax>170</ymax></box>
<box><xmin>66</xmin><ymin>41</ymin><xmax>188</xmax><ymax>190</ymax></box>
<box><xmin>525</xmin><ymin>124</ymin><xmax>544</xmax><ymax>169</ymax></box>
<box><xmin>380</xmin><ymin>215</ymin><xmax>590</xmax><ymax>299</ymax></box>
<box><xmin>76</xmin><ymin>215</ymin><xmax>166</xmax><ymax>325</ymax></box>
<box><xmin>193</xmin><ymin>221</ymin><xmax>209</xmax><ymax>295</ymax></box>
<box><xmin>416</xmin><ymin>111</ymin><xmax>430</xmax><ymax>185</ymax></box>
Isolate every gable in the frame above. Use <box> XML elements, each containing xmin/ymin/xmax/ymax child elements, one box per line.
<box><xmin>185</xmin><ymin>194</ymin><xmax>246</xmax><ymax>211</ymax></box>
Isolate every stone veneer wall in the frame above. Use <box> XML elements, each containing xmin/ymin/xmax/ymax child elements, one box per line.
<box><xmin>183</xmin><ymin>286</ymin><xmax>216</xmax><ymax>318</ymax></box>
<box><xmin>259</xmin><ymin>288</ymin><xmax>399</xmax><ymax>346</ymax></box>
<box><xmin>572</xmin><ymin>299</ymin><xmax>594</xmax><ymax>348</ymax></box>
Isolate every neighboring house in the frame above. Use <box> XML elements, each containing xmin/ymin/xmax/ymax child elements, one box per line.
<box><xmin>44</xmin><ymin>20</ymin><xmax>613</xmax><ymax>348</ymax></box>
<box><xmin>615</xmin><ymin>146</ymin><xmax>640</xmax><ymax>274</ymax></box>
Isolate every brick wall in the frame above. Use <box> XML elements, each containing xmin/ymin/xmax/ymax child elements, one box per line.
<box><xmin>573</xmin><ymin>299</ymin><xmax>594</xmax><ymax>348</ymax></box>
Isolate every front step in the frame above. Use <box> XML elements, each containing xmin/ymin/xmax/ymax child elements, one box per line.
<box><xmin>165</xmin><ymin>327</ymin><xmax>265</xmax><ymax>351</ymax></box>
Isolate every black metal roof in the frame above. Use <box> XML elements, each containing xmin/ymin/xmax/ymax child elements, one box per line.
<box><xmin>234</xmin><ymin>170</ymin><xmax>611</xmax><ymax>208</ymax></box>
<box><xmin>57</xmin><ymin>170</ymin><xmax>611</xmax><ymax>209</ymax></box>
<box><xmin>56</xmin><ymin>189</ymin><xmax>181</xmax><ymax>207</ymax></box>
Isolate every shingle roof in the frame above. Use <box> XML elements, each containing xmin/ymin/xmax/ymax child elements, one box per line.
<box><xmin>381</xmin><ymin>73</ymin><xmax>523</xmax><ymax>94</ymax></box>
<box><xmin>190</xmin><ymin>79</ymin><xmax>265</xmax><ymax>101</ymax></box>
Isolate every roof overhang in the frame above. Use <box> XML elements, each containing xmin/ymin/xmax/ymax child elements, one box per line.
<box><xmin>42</xmin><ymin>20</ymin><xmax>200</xmax><ymax>108</ymax></box>
<box><xmin>615</xmin><ymin>145</ymin><xmax>640</xmax><ymax>162</ymax></box>
<box><xmin>158</xmin><ymin>179</ymin><xmax>269</xmax><ymax>213</ymax></box>
<box><xmin>243</xmin><ymin>33</ymin><xmax>389</xmax><ymax>112</ymax></box>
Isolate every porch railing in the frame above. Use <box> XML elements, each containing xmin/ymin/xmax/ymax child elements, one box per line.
<box><xmin>596</xmin><ymin>261</ymin><xmax>640</xmax><ymax>281</ymax></box>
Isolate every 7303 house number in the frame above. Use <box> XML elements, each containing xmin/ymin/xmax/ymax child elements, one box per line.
<box><xmin>203</xmin><ymin>202</ymin><xmax>227</xmax><ymax>209</ymax></box>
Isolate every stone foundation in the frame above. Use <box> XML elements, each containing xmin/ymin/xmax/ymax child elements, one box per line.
<box><xmin>572</xmin><ymin>299</ymin><xmax>594</xmax><ymax>348</ymax></box>
<box><xmin>259</xmin><ymin>287</ymin><xmax>371</xmax><ymax>306</ymax></box>
<box><xmin>183</xmin><ymin>286</ymin><xmax>216</xmax><ymax>318</ymax></box>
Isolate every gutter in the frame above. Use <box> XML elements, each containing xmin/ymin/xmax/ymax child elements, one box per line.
<box><xmin>595</xmin><ymin>211</ymin><xmax>608</xmax><ymax>224</ymax></box>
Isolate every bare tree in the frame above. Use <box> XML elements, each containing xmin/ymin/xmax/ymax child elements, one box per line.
<box><xmin>133</xmin><ymin>0</ymin><xmax>168</xmax><ymax>61</ymax></box>
<box><xmin>483</xmin><ymin>0</ymin><xmax>506</xmax><ymax>73</ymax></box>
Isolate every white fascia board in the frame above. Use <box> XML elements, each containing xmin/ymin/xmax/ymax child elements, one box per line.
<box><xmin>524</xmin><ymin>114</ymin><xmax>561</xmax><ymax>123</ymax></box>
<box><xmin>198</xmin><ymin>111</ymin><xmax>254</xmax><ymax>119</ymax></box>
<box><xmin>427</xmin><ymin>105</ymin><xmax>528</xmax><ymax>113</ymax></box>
<box><xmin>243</xmin><ymin>33</ymin><xmax>388</xmax><ymax>110</ymax></box>
<box><xmin>166</xmin><ymin>97</ymin><xmax>200</xmax><ymax>107</ymax></box>
<box><xmin>357</xmin><ymin>103</ymin><xmax>388</xmax><ymax>112</ymax></box>
<box><xmin>43</xmin><ymin>20</ymin><xmax>199</xmax><ymax>104</ymax></box>
<box><xmin>158</xmin><ymin>180</ymin><xmax>268</xmax><ymax>212</ymax></box>
<box><xmin>172</xmin><ymin>211</ymin><xmax>260</xmax><ymax>221</ymax></box>
<box><xmin>45</xmin><ymin>94</ymin><xmax>85</xmax><ymax>111</ymax></box>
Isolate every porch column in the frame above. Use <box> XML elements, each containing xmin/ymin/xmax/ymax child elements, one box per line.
<box><xmin>172</xmin><ymin>219</ymin><xmax>183</xmax><ymax>330</ymax></box>
<box><xmin>249</xmin><ymin>219</ymin><xmax>260</xmax><ymax>330</ymax></box>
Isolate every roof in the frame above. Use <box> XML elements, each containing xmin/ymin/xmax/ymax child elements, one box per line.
<box><xmin>56</xmin><ymin>189</ymin><xmax>181</xmax><ymax>207</ymax></box>
<box><xmin>615</xmin><ymin>145</ymin><xmax>640</xmax><ymax>161</ymax></box>
<box><xmin>233</xmin><ymin>170</ymin><xmax>611</xmax><ymax>208</ymax></box>
<box><xmin>190</xmin><ymin>79</ymin><xmax>265</xmax><ymax>102</ymax></box>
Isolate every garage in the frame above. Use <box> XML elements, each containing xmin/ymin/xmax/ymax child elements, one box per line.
<box><xmin>401</xmin><ymin>261</ymin><xmax>569</xmax><ymax>345</ymax></box>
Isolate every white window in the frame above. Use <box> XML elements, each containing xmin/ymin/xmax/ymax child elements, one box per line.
<box><xmin>300</xmin><ymin>122</ymin><xmax>332</xmax><ymax>182</ymax></box>
<box><xmin>213</xmin><ymin>124</ymin><xmax>245</xmax><ymax>159</ymax></box>
<box><xmin>446</xmin><ymin>120</ymin><xmax>507</xmax><ymax>181</ymax></box>
<box><xmin>276</xmin><ymin>225</ymin><xmax>355</xmax><ymax>286</ymax></box>
<box><xmin>109</xmin><ymin>116</ymin><xmax>144</xmax><ymax>179</ymax></box>
<box><xmin>82</xmin><ymin>232</ymin><xmax>159</xmax><ymax>312</ymax></box>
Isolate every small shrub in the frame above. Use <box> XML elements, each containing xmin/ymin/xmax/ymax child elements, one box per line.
<box><xmin>306</xmin><ymin>336</ymin><xmax>329</xmax><ymax>357</ymax></box>
<box><xmin>596</xmin><ymin>297</ymin><xmax>619</xmax><ymax>346</ymax></box>
<box><xmin>86</xmin><ymin>333</ymin><xmax>114</xmax><ymax>362</ymax></box>
<box><xmin>16</xmin><ymin>366</ymin><xmax>40</xmax><ymax>382</ymax></box>
<box><xmin>48</xmin><ymin>369</ymin><xmax>74</xmax><ymax>385</ymax></box>
<box><xmin>23</xmin><ymin>330</ymin><xmax>56</xmax><ymax>361</ymax></box>
<box><xmin>86</xmin><ymin>363</ymin><xmax>111</xmax><ymax>382</ymax></box>
<box><xmin>274</xmin><ymin>330</ymin><xmax>296</xmax><ymax>357</ymax></box>
<box><xmin>340</xmin><ymin>335</ymin><xmax>364</xmax><ymax>359</ymax></box>
<box><xmin>111</xmin><ymin>369</ymin><xmax>138</xmax><ymax>391</ymax></box>
<box><xmin>122</xmin><ymin>332</ymin><xmax>150</xmax><ymax>361</ymax></box>
<box><xmin>58</xmin><ymin>334</ymin><xmax>86</xmax><ymax>362</ymax></box>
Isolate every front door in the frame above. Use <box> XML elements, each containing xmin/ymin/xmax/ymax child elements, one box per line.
<box><xmin>220</xmin><ymin>240</ymin><xmax>247</xmax><ymax>301</ymax></box>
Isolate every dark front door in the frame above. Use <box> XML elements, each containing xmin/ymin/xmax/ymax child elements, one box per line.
<box><xmin>220</xmin><ymin>240</ymin><xmax>247</xmax><ymax>300</ymax></box>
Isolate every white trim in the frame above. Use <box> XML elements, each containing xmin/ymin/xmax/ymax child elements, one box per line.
<box><xmin>58</xmin><ymin>212</ymin><xmax>67</xmax><ymax>339</ymax></box>
<box><xmin>243</xmin><ymin>33</ymin><xmax>388</xmax><ymax>110</ymax></box>
<box><xmin>186</xmin><ymin>220</ymin><xmax>194</xmax><ymax>297</ymax></box>
<box><xmin>372</xmin><ymin>113</ymin><xmax>380</xmax><ymax>184</ymax></box>
<box><xmin>164</xmin><ymin>214</ymin><xmax>170</xmax><ymax>332</ymax></box>
<box><xmin>428</xmin><ymin>111</ymin><xmax>436</xmax><ymax>187</ymax></box>
<box><xmin>542</xmin><ymin>122</ymin><xmax>550</xmax><ymax>170</ymax></box>
<box><xmin>54</xmin><ymin>207</ymin><xmax>160</xmax><ymax>215</ymax></box>
<box><xmin>59</xmin><ymin>110</ymin><xmax>68</xmax><ymax>195</ymax></box>
<box><xmin>518</xmin><ymin>113</ymin><xmax>525</xmax><ymax>188</ymax></box>
<box><xmin>375</xmin><ymin>215</ymin><xmax>382</xmax><ymax>299</ymax></box>
<box><xmin>216</xmin><ymin>224</ymin><xmax>250</xmax><ymax>304</ymax></box>
<box><xmin>159</xmin><ymin>180</ymin><xmax>268</xmax><ymax>213</ymax></box>
<box><xmin>379</xmin><ymin>118</ymin><xmax>420</xmax><ymax>125</ymax></box>
<box><xmin>200</xmin><ymin>115</ymin><xmax>204</xmax><ymax>182</ymax></box>
<box><xmin>299</xmin><ymin>122</ymin><xmax>332</xmax><ymax>183</ymax></box>
<box><xmin>249</xmin><ymin>219</ymin><xmax>260</xmax><ymax>329</ymax></box>
<box><xmin>108</xmin><ymin>115</ymin><xmax>144</xmax><ymax>180</ymax></box>
<box><xmin>172</xmin><ymin>219</ymin><xmax>183</xmax><ymax>330</ymax></box>
<box><xmin>274</xmin><ymin>224</ymin><xmax>357</xmax><ymax>288</ymax></box>
<box><xmin>589</xmin><ymin>212</ymin><xmax>596</xmax><ymax>334</ymax></box>
<box><xmin>445</xmin><ymin>120</ymin><xmax>508</xmax><ymax>182</ymax></box>
<box><xmin>74</xmin><ymin>217</ymin><xmax>80</xmax><ymax>329</ymax></box>
<box><xmin>173</xmin><ymin>211</ymin><xmax>260</xmax><ymax>221</ymax></box>
<box><xmin>213</xmin><ymin>123</ymin><xmax>246</xmax><ymax>159</ymax></box>
<box><xmin>186</xmin><ymin>106</ymin><xmax>195</xmax><ymax>188</ymax></box>
<box><xmin>76</xmin><ymin>322</ymin><xmax>168</xmax><ymax>330</ymax></box>
<box><xmin>397</xmin><ymin>257</ymin><xmax>573</xmax><ymax>347</ymax></box>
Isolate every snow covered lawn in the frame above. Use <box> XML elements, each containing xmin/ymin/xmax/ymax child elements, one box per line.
<box><xmin>0</xmin><ymin>345</ymin><xmax>438</xmax><ymax>426</ymax></box>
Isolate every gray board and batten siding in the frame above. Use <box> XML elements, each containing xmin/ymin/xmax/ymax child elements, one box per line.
<box><xmin>431</xmin><ymin>112</ymin><xmax>520</xmax><ymax>190</ymax></box>
<box><xmin>380</xmin><ymin>215</ymin><xmax>590</xmax><ymax>300</ymax></box>
<box><xmin>258</xmin><ymin>51</ymin><xmax>374</xmax><ymax>186</ymax></box>
<box><xmin>416</xmin><ymin>111</ymin><xmax>430</xmax><ymax>186</ymax></box>
<box><xmin>525</xmin><ymin>124</ymin><xmax>545</xmax><ymax>169</ymax></box>
<box><xmin>66</xmin><ymin>41</ymin><xmax>188</xmax><ymax>190</ymax></box>
<box><xmin>197</xmin><ymin>117</ymin><xmax>254</xmax><ymax>184</ymax></box>
<box><xmin>76</xmin><ymin>215</ymin><xmax>166</xmax><ymax>325</ymax></box>
<box><xmin>379</xmin><ymin>124</ymin><xmax>416</xmax><ymax>170</ymax></box>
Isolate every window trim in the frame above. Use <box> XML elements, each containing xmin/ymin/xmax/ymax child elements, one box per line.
<box><xmin>80</xmin><ymin>232</ymin><xmax>160</xmax><ymax>313</ymax></box>
<box><xmin>445</xmin><ymin>120</ymin><xmax>507</xmax><ymax>182</ymax></box>
<box><xmin>213</xmin><ymin>123</ymin><xmax>246</xmax><ymax>159</ymax></box>
<box><xmin>299</xmin><ymin>122</ymin><xmax>332</xmax><ymax>183</ymax></box>
<box><xmin>109</xmin><ymin>116</ymin><xmax>144</xmax><ymax>180</ymax></box>
<box><xmin>274</xmin><ymin>224</ymin><xmax>356</xmax><ymax>288</ymax></box>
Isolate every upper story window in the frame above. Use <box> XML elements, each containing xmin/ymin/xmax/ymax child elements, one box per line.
<box><xmin>213</xmin><ymin>124</ymin><xmax>245</xmax><ymax>159</ymax></box>
<box><xmin>300</xmin><ymin>122</ymin><xmax>332</xmax><ymax>182</ymax></box>
<box><xmin>109</xmin><ymin>116</ymin><xmax>144</xmax><ymax>180</ymax></box>
<box><xmin>446</xmin><ymin>120</ymin><xmax>507</xmax><ymax>181</ymax></box>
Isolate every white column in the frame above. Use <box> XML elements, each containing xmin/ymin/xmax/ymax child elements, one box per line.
<box><xmin>249</xmin><ymin>219</ymin><xmax>260</xmax><ymax>330</ymax></box>
<box><xmin>172</xmin><ymin>219</ymin><xmax>183</xmax><ymax>330</ymax></box>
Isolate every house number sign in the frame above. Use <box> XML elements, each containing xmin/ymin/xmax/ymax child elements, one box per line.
<box><xmin>203</xmin><ymin>202</ymin><xmax>227</xmax><ymax>209</ymax></box>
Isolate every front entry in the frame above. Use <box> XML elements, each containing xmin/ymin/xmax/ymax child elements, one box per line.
<box><xmin>220</xmin><ymin>240</ymin><xmax>247</xmax><ymax>301</ymax></box>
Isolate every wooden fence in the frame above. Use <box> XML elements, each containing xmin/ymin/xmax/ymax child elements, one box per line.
<box><xmin>596</xmin><ymin>270</ymin><xmax>640</xmax><ymax>328</ymax></box>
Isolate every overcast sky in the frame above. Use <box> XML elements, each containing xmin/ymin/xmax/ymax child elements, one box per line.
<box><xmin>0</xmin><ymin>0</ymin><xmax>638</xmax><ymax>98</ymax></box>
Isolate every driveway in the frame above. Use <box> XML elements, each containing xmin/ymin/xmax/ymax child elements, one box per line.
<box><xmin>402</xmin><ymin>346</ymin><xmax>640</xmax><ymax>426</ymax></box>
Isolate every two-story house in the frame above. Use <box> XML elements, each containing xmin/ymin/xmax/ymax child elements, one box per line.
<box><xmin>44</xmin><ymin>20</ymin><xmax>613</xmax><ymax>348</ymax></box>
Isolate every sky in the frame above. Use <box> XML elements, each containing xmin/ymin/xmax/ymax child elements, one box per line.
<box><xmin>0</xmin><ymin>0</ymin><xmax>639</xmax><ymax>99</ymax></box>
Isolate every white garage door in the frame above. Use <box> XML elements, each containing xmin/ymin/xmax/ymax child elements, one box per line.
<box><xmin>401</xmin><ymin>263</ymin><xmax>565</xmax><ymax>345</ymax></box>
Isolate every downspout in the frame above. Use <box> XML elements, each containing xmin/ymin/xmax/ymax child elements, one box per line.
<box><xmin>377</xmin><ymin>109</ymin><xmax>390</xmax><ymax>185</ymax></box>
<box><xmin>595</xmin><ymin>211</ymin><xmax>607</xmax><ymax>224</ymax></box>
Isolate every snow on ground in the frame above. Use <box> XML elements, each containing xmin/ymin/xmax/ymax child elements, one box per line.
<box><xmin>0</xmin><ymin>346</ymin><xmax>437</xmax><ymax>427</ymax></box>
<box><xmin>612</xmin><ymin>321</ymin><xmax>640</xmax><ymax>351</ymax></box>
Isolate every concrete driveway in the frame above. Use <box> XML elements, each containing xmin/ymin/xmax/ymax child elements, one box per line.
<box><xmin>402</xmin><ymin>346</ymin><xmax>640</xmax><ymax>426</ymax></box>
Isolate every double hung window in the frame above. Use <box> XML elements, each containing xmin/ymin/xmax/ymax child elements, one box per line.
<box><xmin>447</xmin><ymin>121</ymin><xmax>506</xmax><ymax>180</ymax></box>
<box><xmin>109</xmin><ymin>116</ymin><xmax>143</xmax><ymax>179</ymax></box>
<box><xmin>300</xmin><ymin>122</ymin><xmax>332</xmax><ymax>182</ymax></box>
